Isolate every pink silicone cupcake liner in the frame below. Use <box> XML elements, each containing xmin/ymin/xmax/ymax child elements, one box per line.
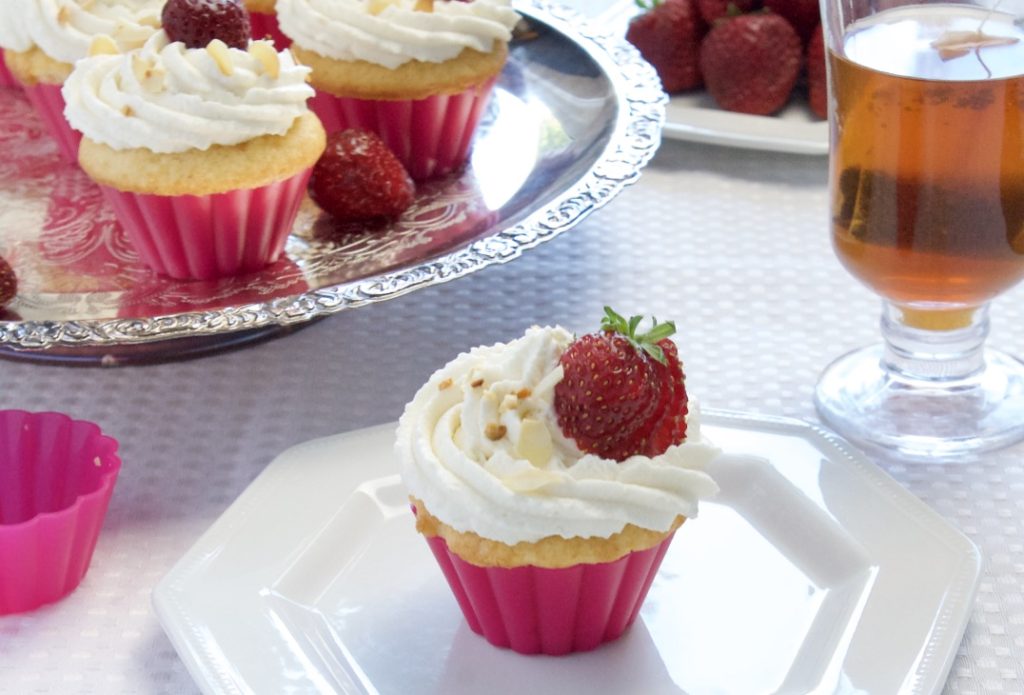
<box><xmin>0</xmin><ymin>53</ymin><xmax>19</xmax><ymax>89</ymax></box>
<box><xmin>0</xmin><ymin>411</ymin><xmax>121</xmax><ymax>615</ymax></box>
<box><xmin>21</xmin><ymin>82</ymin><xmax>81</xmax><ymax>164</ymax></box>
<box><xmin>250</xmin><ymin>12</ymin><xmax>291</xmax><ymax>48</ymax></box>
<box><xmin>424</xmin><ymin>531</ymin><xmax>676</xmax><ymax>655</ymax></box>
<box><xmin>99</xmin><ymin>168</ymin><xmax>312</xmax><ymax>280</ymax></box>
<box><xmin>309</xmin><ymin>76</ymin><xmax>497</xmax><ymax>181</ymax></box>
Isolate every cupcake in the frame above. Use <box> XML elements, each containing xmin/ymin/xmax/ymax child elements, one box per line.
<box><xmin>277</xmin><ymin>0</ymin><xmax>520</xmax><ymax>181</ymax></box>
<box><xmin>397</xmin><ymin>309</ymin><xmax>720</xmax><ymax>655</ymax></box>
<box><xmin>243</xmin><ymin>0</ymin><xmax>290</xmax><ymax>48</ymax></box>
<box><xmin>61</xmin><ymin>2</ymin><xmax>326</xmax><ymax>280</ymax></box>
<box><xmin>1</xmin><ymin>0</ymin><xmax>162</xmax><ymax>161</ymax></box>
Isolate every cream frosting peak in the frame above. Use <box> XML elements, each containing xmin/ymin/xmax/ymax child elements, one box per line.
<box><xmin>6</xmin><ymin>0</ymin><xmax>162</xmax><ymax>64</ymax></box>
<box><xmin>62</xmin><ymin>31</ymin><xmax>315</xmax><ymax>152</ymax></box>
<box><xmin>396</xmin><ymin>326</ymin><xmax>721</xmax><ymax>545</ymax></box>
<box><xmin>277</xmin><ymin>0</ymin><xmax>521</xmax><ymax>69</ymax></box>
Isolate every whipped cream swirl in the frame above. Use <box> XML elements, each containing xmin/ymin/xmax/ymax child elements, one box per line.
<box><xmin>396</xmin><ymin>326</ymin><xmax>721</xmax><ymax>545</ymax></box>
<box><xmin>277</xmin><ymin>0</ymin><xmax>521</xmax><ymax>69</ymax></box>
<box><xmin>63</xmin><ymin>31</ymin><xmax>315</xmax><ymax>153</ymax></box>
<box><xmin>0</xmin><ymin>1</ymin><xmax>33</xmax><ymax>53</ymax></box>
<box><xmin>11</xmin><ymin>0</ymin><xmax>161</xmax><ymax>64</ymax></box>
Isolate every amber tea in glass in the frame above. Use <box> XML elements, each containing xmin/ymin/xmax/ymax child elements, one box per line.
<box><xmin>814</xmin><ymin>0</ymin><xmax>1024</xmax><ymax>459</ymax></box>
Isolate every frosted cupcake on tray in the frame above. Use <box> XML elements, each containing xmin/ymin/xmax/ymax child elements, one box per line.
<box><xmin>397</xmin><ymin>308</ymin><xmax>720</xmax><ymax>655</ymax></box>
<box><xmin>0</xmin><ymin>0</ymin><xmax>163</xmax><ymax>161</ymax></box>
<box><xmin>62</xmin><ymin>0</ymin><xmax>326</xmax><ymax>280</ymax></box>
<box><xmin>277</xmin><ymin>0</ymin><xmax>520</xmax><ymax>181</ymax></box>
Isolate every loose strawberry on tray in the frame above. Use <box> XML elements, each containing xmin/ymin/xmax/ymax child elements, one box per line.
<box><xmin>308</xmin><ymin>128</ymin><xmax>415</xmax><ymax>223</ymax></box>
<box><xmin>554</xmin><ymin>307</ymin><xmax>689</xmax><ymax>461</ymax></box>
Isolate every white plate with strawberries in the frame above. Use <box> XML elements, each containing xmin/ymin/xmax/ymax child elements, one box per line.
<box><xmin>578</xmin><ymin>0</ymin><xmax>830</xmax><ymax>155</ymax></box>
<box><xmin>664</xmin><ymin>91</ymin><xmax>828</xmax><ymax>155</ymax></box>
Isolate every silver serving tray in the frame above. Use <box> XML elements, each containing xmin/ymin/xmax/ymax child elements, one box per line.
<box><xmin>0</xmin><ymin>1</ymin><xmax>665</xmax><ymax>364</ymax></box>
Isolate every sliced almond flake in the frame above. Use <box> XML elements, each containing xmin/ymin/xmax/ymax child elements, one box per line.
<box><xmin>89</xmin><ymin>34</ymin><xmax>119</xmax><ymax>57</ymax></box>
<box><xmin>248</xmin><ymin>41</ymin><xmax>281</xmax><ymax>78</ymax></box>
<box><xmin>206</xmin><ymin>39</ymin><xmax>235</xmax><ymax>77</ymax></box>
<box><xmin>367</xmin><ymin>0</ymin><xmax>397</xmax><ymax>14</ymax></box>
<box><xmin>930</xmin><ymin>30</ymin><xmax>1020</xmax><ymax>61</ymax></box>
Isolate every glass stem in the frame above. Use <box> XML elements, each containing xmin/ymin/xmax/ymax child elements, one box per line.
<box><xmin>880</xmin><ymin>302</ymin><xmax>989</xmax><ymax>383</ymax></box>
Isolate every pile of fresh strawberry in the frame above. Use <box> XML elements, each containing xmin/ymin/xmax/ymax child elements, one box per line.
<box><xmin>626</xmin><ymin>0</ymin><xmax>827</xmax><ymax>118</ymax></box>
<box><xmin>554</xmin><ymin>307</ymin><xmax>689</xmax><ymax>462</ymax></box>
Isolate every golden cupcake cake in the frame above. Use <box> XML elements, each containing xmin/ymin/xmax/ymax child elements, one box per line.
<box><xmin>277</xmin><ymin>0</ymin><xmax>520</xmax><ymax>180</ymax></box>
<box><xmin>61</xmin><ymin>0</ymin><xmax>325</xmax><ymax>280</ymax></box>
<box><xmin>397</xmin><ymin>309</ymin><xmax>720</xmax><ymax>654</ymax></box>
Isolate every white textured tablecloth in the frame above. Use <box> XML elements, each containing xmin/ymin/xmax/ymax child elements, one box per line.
<box><xmin>1</xmin><ymin>136</ymin><xmax>1023</xmax><ymax>693</ymax></box>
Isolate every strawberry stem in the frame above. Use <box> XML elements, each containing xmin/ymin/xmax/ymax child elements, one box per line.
<box><xmin>600</xmin><ymin>306</ymin><xmax>676</xmax><ymax>365</ymax></box>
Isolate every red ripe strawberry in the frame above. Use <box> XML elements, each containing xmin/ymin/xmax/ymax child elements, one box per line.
<box><xmin>626</xmin><ymin>0</ymin><xmax>706</xmax><ymax>93</ymax></box>
<box><xmin>554</xmin><ymin>308</ymin><xmax>689</xmax><ymax>462</ymax></box>
<box><xmin>308</xmin><ymin>129</ymin><xmax>415</xmax><ymax>222</ymax></box>
<box><xmin>641</xmin><ymin>339</ymin><xmax>689</xmax><ymax>456</ymax></box>
<box><xmin>699</xmin><ymin>12</ymin><xmax>802</xmax><ymax>115</ymax></box>
<box><xmin>806</xmin><ymin>22</ymin><xmax>827</xmax><ymax>119</ymax></box>
<box><xmin>696</xmin><ymin>0</ymin><xmax>761</xmax><ymax>25</ymax></box>
<box><xmin>0</xmin><ymin>256</ymin><xmax>16</xmax><ymax>308</ymax></box>
<box><xmin>763</xmin><ymin>0</ymin><xmax>820</xmax><ymax>44</ymax></box>
<box><xmin>162</xmin><ymin>0</ymin><xmax>252</xmax><ymax>50</ymax></box>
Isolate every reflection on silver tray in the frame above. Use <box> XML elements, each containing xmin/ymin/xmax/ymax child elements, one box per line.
<box><xmin>0</xmin><ymin>0</ymin><xmax>665</xmax><ymax>362</ymax></box>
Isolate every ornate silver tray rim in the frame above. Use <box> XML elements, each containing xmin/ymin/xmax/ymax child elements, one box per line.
<box><xmin>0</xmin><ymin>1</ymin><xmax>665</xmax><ymax>353</ymax></box>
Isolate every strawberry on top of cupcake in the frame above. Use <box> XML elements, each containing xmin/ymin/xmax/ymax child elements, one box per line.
<box><xmin>62</xmin><ymin>0</ymin><xmax>317</xmax><ymax>177</ymax></box>
<box><xmin>397</xmin><ymin>308</ymin><xmax>719</xmax><ymax>654</ymax></box>
<box><xmin>59</xmin><ymin>0</ymin><xmax>326</xmax><ymax>280</ymax></box>
<box><xmin>398</xmin><ymin>307</ymin><xmax>719</xmax><ymax>556</ymax></box>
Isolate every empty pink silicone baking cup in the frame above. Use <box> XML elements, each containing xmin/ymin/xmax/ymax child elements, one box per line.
<box><xmin>424</xmin><ymin>532</ymin><xmax>676</xmax><ymax>655</ymax></box>
<box><xmin>309</xmin><ymin>76</ymin><xmax>497</xmax><ymax>181</ymax></box>
<box><xmin>0</xmin><ymin>411</ymin><xmax>121</xmax><ymax>615</ymax></box>
<box><xmin>99</xmin><ymin>167</ymin><xmax>311</xmax><ymax>280</ymax></box>
<box><xmin>20</xmin><ymin>82</ymin><xmax>82</xmax><ymax>164</ymax></box>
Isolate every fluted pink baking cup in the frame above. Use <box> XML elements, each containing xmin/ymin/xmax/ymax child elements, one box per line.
<box><xmin>309</xmin><ymin>77</ymin><xmax>497</xmax><ymax>181</ymax></box>
<box><xmin>0</xmin><ymin>411</ymin><xmax>121</xmax><ymax>615</ymax></box>
<box><xmin>250</xmin><ymin>12</ymin><xmax>291</xmax><ymax>48</ymax></box>
<box><xmin>98</xmin><ymin>168</ymin><xmax>312</xmax><ymax>280</ymax></box>
<box><xmin>424</xmin><ymin>531</ymin><xmax>675</xmax><ymax>655</ymax></box>
<box><xmin>0</xmin><ymin>53</ymin><xmax>18</xmax><ymax>89</ymax></box>
<box><xmin>21</xmin><ymin>82</ymin><xmax>81</xmax><ymax>164</ymax></box>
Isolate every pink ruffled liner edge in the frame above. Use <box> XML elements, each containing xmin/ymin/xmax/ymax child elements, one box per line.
<box><xmin>21</xmin><ymin>82</ymin><xmax>81</xmax><ymax>164</ymax></box>
<box><xmin>309</xmin><ymin>76</ymin><xmax>498</xmax><ymax>181</ymax></box>
<box><xmin>423</xmin><ymin>530</ymin><xmax>676</xmax><ymax>655</ymax></box>
<box><xmin>0</xmin><ymin>52</ymin><xmax>19</xmax><ymax>89</ymax></box>
<box><xmin>98</xmin><ymin>167</ymin><xmax>312</xmax><ymax>281</ymax></box>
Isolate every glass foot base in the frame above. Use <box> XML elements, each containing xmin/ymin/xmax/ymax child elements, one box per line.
<box><xmin>814</xmin><ymin>344</ymin><xmax>1024</xmax><ymax>461</ymax></box>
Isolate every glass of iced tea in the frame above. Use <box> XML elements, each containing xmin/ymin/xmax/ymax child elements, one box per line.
<box><xmin>814</xmin><ymin>0</ymin><xmax>1024</xmax><ymax>458</ymax></box>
